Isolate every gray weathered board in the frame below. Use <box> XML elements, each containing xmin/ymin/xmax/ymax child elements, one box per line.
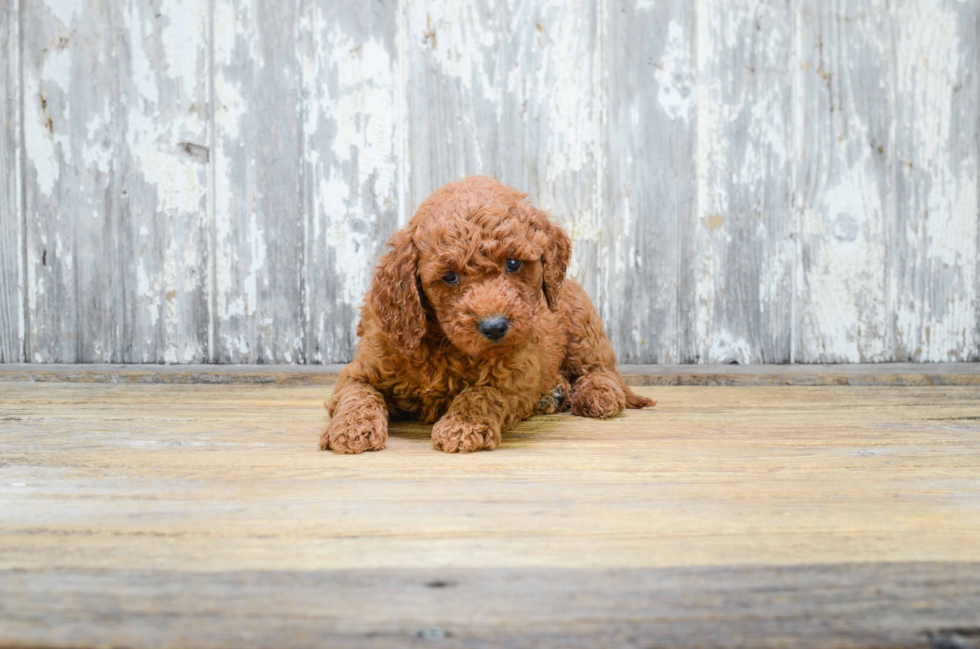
<box><xmin>1</xmin><ymin>0</ymin><xmax>978</xmax><ymax>364</ymax></box>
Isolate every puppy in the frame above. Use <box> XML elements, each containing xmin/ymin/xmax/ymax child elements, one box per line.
<box><xmin>321</xmin><ymin>176</ymin><xmax>654</xmax><ymax>454</ymax></box>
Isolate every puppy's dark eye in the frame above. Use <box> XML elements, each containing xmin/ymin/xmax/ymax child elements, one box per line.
<box><xmin>505</xmin><ymin>259</ymin><xmax>522</xmax><ymax>273</ymax></box>
<box><xmin>443</xmin><ymin>271</ymin><xmax>460</xmax><ymax>285</ymax></box>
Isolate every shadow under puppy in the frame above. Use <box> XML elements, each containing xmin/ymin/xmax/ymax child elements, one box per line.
<box><xmin>321</xmin><ymin>176</ymin><xmax>654</xmax><ymax>454</ymax></box>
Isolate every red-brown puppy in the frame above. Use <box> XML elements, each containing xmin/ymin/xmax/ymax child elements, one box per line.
<box><xmin>321</xmin><ymin>176</ymin><xmax>653</xmax><ymax>454</ymax></box>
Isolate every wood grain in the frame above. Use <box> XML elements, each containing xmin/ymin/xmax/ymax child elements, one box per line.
<box><xmin>4</xmin><ymin>1</ymin><xmax>980</xmax><ymax>364</ymax></box>
<box><xmin>212</xmin><ymin>0</ymin><xmax>305</xmax><ymax>363</ymax></box>
<box><xmin>892</xmin><ymin>0</ymin><xmax>980</xmax><ymax>362</ymax></box>
<box><xmin>114</xmin><ymin>0</ymin><xmax>212</xmax><ymax>364</ymax></box>
<box><xmin>23</xmin><ymin>0</ymin><xmax>103</xmax><ymax>362</ymax></box>
<box><xmin>603</xmin><ymin>0</ymin><xmax>696</xmax><ymax>363</ymax></box>
<box><xmin>3</xmin><ymin>564</ymin><xmax>980</xmax><ymax>648</ymax></box>
<box><xmin>21</xmin><ymin>0</ymin><xmax>211</xmax><ymax>364</ymax></box>
<box><xmin>794</xmin><ymin>0</ymin><xmax>894</xmax><ymax>363</ymax></box>
<box><xmin>0</xmin><ymin>0</ymin><xmax>23</xmax><ymax>363</ymax></box>
<box><xmin>1</xmin><ymin>381</ymin><xmax>979</xmax><ymax>646</ymax></box>
<box><xmin>300</xmin><ymin>0</ymin><xmax>405</xmax><ymax>364</ymax></box>
<box><xmin>696</xmin><ymin>0</ymin><xmax>794</xmax><ymax>364</ymax></box>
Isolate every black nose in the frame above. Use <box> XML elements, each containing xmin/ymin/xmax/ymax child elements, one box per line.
<box><xmin>478</xmin><ymin>316</ymin><xmax>510</xmax><ymax>341</ymax></box>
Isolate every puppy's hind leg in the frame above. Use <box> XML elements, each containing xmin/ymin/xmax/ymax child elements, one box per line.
<box><xmin>536</xmin><ymin>375</ymin><xmax>571</xmax><ymax>415</ymax></box>
<box><xmin>559</xmin><ymin>281</ymin><xmax>655</xmax><ymax>419</ymax></box>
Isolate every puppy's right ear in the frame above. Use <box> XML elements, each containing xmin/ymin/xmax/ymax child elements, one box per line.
<box><xmin>539</xmin><ymin>213</ymin><xmax>571</xmax><ymax>312</ymax></box>
<box><xmin>368</xmin><ymin>229</ymin><xmax>427</xmax><ymax>354</ymax></box>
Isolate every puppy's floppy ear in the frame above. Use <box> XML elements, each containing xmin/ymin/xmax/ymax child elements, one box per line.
<box><xmin>539</xmin><ymin>212</ymin><xmax>572</xmax><ymax>312</ymax></box>
<box><xmin>369</xmin><ymin>228</ymin><xmax>427</xmax><ymax>354</ymax></box>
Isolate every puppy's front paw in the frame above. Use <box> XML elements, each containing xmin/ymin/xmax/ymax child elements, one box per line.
<box><xmin>320</xmin><ymin>408</ymin><xmax>387</xmax><ymax>454</ymax></box>
<box><xmin>431</xmin><ymin>417</ymin><xmax>500</xmax><ymax>453</ymax></box>
<box><xmin>570</xmin><ymin>372</ymin><xmax>627</xmax><ymax>419</ymax></box>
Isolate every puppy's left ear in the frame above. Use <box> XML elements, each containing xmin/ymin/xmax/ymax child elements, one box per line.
<box><xmin>539</xmin><ymin>213</ymin><xmax>571</xmax><ymax>312</ymax></box>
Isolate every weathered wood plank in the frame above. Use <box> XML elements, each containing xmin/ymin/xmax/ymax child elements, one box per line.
<box><xmin>1</xmin><ymin>383</ymin><xmax>979</xmax><ymax>573</ymax></box>
<box><xmin>892</xmin><ymin>0</ymin><xmax>980</xmax><ymax>362</ymax></box>
<box><xmin>0</xmin><ymin>0</ymin><xmax>23</xmax><ymax>363</ymax></box>
<box><xmin>405</xmin><ymin>0</ymin><xmax>500</xmax><ymax>205</ymax></box>
<box><xmin>406</xmin><ymin>0</ymin><xmax>604</xmax><ymax>301</ymax></box>
<box><xmin>1</xmin><ymin>382</ymin><xmax>979</xmax><ymax>645</ymax></box>
<box><xmin>497</xmin><ymin>0</ymin><xmax>603</xmax><ymax>302</ymax></box>
<box><xmin>794</xmin><ymin>0</ymin><xmax>894</xmax><ymax>363</ymax></box>
<box><xmin>116</xmin><ymin>0</ymin><xmax>212</xmax><ymax>364</ymax></box>
<box><xmin>23</xmin><ymin>0</ymin><xmax>104</xmax><ymax>362</ymax></box>
<box><xmin>695</xmin><ymin>0</ymin><xmax>794</xmax><ymax>364</ymax></box>
<box><xmin>602</xmin><ymin>0</ymin><xmax>696</xmax><ymax>363</ymax></box>
<box><xmin>212</xmin><ymin>0</ymin><xmax>305</xmax><ymax>363</ymax></box>
<box><xmin>22</xmin><ymin>0</ymin><xmax>211</xmax><ymax>363</ymax></box>
<box><xmin>3</xmin><ymin>564</ymin><xmax>979</xmax><ymax>648</ymax></box>
<box><xmin>2</xmin><ymin>362</ymin><xmax>980</xmax><ymax>386</ymax></box>
<box><xmin>300</xmin><ymin>0</ymin><xmax>404</xmax><ymax>363</ymax></box>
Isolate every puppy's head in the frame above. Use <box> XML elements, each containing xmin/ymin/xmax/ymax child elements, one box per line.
<box><xmin>369</xmin><ymin>176</ymin><xmax>571</xmax><ymax>358</ymax></box>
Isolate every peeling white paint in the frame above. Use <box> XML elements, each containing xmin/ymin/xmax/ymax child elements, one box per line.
<box><xmin>695</xmin><ymin>0</ymin><xmax>724</xmax><ymax>361</ymax></box>
<box><xmin>244</xmin><ymin>212</ymin><xmax>267</xmax><ymax>317</ymax></box>
<box><xmin>24</xmin><ymin>91</ymin><xmax>60</xmax><ymax>196</ymax></box>
<box><xmin>892</xmin><ymin>0</ymin><xmax>978</xmax><ymax>361</ymax></box>
<box><xmin>304</xmin><ymin>5</ymin><xmax>402</xmax><ymax>360</ymax></box>
<box><xmin>694</xmin><ymin>0</ymin><xmax>796</xmax><ymax>363</ymax></box>
<box><xmin>41</xmin><ymin>0</ymin><xmax>76</xmax><ymax>28</ymax></box>
<box><xmin>24</xmin><ymin>53</ymin><xmax>72</xmax><ymax>198</ymax></box>
<box><xmin>320</xmin><ymin>177</ymin><xmax>371</xmax><ymax>306</ymax></box>
<box><xmin>137</xmin><ymin>263</ymin><xmax>160</xmax><ymax>327</ymax></box>
<box><xmin>409</xmin><ymin>1</ymin><xmax>498</xmax><ymax>99</ymax></box>
<box><xmin>654</xmin><ymin>21</ymin><xmax>692</xmax><ymax>122</ymax></box>
<box><xmin>395</xmin><ymin>0</ymin><xmax>410</xmax><ymax>227</ymax></box>
<box><xmin>540</xmin><ymin>7</ymin><xmax>597</xmax><ymax>183</ymax></box>
<box><xmin>81</xmin><ymin>112</ymin><xmax>111</xmax><ymax>174</ymax></box>
<box><xmin>213</xmin><ymin>75</ymin><xmax>246</xmax><ymax>141</ymax></box>
<box><xmin>709</xmin><ymin>331</ymin><xmax>753</xmax><ymax>365</ymax></box>
<box><xmin>10</xmin><ymin>0</ymin><xmax>980</xmax><ymax>365</ymax></box>
<box><xmin>160</xmin><ymin>0</ymin><xmax>204</xmax><ymax>95</ymax></box>
<box><xmin>803</xmin><ymin>165</ymin><xmax>890</xmax><ymax>362</ymax></box>
<box><xmin>160</xmin><ymin>233</ymin><xmax>179</xmax><ymax>363</ymax></box>
<box><xmin>323</xmin><ymin>30</ymin><xmax>396</xmax><ymax>202</ymax></box>
<box><xmin>125</xmin><ymin>4</ymin><xmax>159</xmax><ymax>107</ymax></box>
<box><xmin>41</xmin><ymin>46</ymin><xmax>71</xmax><ymax>92</ymax></box>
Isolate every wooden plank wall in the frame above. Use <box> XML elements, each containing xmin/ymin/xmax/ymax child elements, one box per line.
<box><xmin>0</xmin><ymin>0</ymin><xmax>23</xmax><ymax>363</ymax></box>
<box><xmin>1</xmin><ymin>0</ymin><xmax>977</xmax><ymax>364</ymax></box>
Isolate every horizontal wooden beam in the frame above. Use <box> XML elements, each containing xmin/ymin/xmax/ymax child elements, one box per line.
<box><xmin>1</xmin><ymin>363</ymin><xmax>979</xmax><ymax>386</ymax></box>
<box><xmin>4</xmin><ymin>564</ymin><xmax>979</xmax><ymax>648</ymax></box>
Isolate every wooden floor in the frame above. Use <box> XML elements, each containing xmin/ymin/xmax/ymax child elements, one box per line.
<box><xmin>2</xmin><ymin>367</ymin><xmax>980</xmax><ymax>647</ymax></box>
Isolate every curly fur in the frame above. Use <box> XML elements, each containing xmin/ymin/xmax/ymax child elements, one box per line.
<box><xmin>321</xmin><ymin>176</ymin><xmax>655</xmax><ymax>454</ymax></box>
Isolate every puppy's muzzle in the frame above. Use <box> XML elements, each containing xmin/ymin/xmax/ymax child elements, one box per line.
<box><xmin>478</xmin><ymin>316</ymin><xmax>510</xmax><ymax>341</ymax></box>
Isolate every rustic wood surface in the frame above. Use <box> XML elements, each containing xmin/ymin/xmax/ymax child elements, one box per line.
<box><xmin>4</xmin><ymin>564</ymin><xmax>980</xmax><ymax>648</ymax></box>
<box><xmin>1</xmin><ymin>379</ymin><xmax>979</xmax><ymax>646</ymax></box>
<box><xmin>0</xmin><ymin>0</ymin><xmax>22</xmax><ymax>364</ymax></box>
<box><xmin>21</xmin><ymin>0</ymin><xmax>213</xmax><ymax>364</ymax></box>
<box><xmin>3</xmin><ymin>362</ymin><xmax>980</xmax><ymax>386</ymax></box>
<box><xmin>301</xmin><ymin>2</ymin><xmax>404</xmax><ymax>365</ymax></box>
<box><xmin>795</xmin><ymin>0</ymin><xmax>894</xmax><ymax>363</ymax></box>
<box><xmin>2</xmin><ymin>1</ymin><xmax>978</xmax><ymax>365</ymax></box>
<box><xmin>212</xmin><ymin>0</ymin><xmax>305</xmax><ymax>364</ymax></box>
<box><xmin>696</xmin><ymin>0</ymin><xmax>794</xmax><ymax>365</ymax></box>
<box><xmin>603</xmin><ymin>0</ymin><xmax>696</xmax><ymax>364</ymax></box>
